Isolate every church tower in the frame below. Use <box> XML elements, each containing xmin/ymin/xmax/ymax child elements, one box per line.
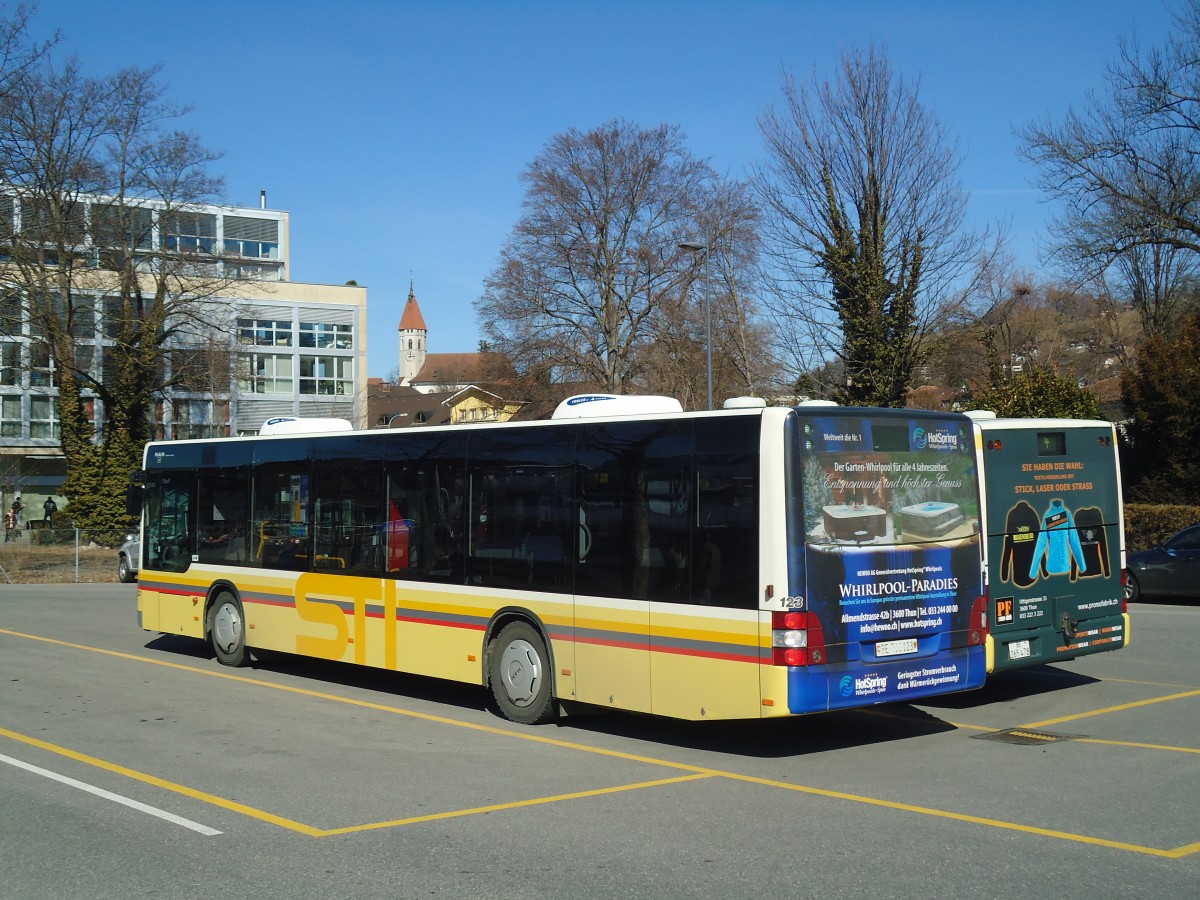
<box><xmin>398</xmin><ymin>281</ymin><xmax>428</xmax><ymax>385</ymax></box>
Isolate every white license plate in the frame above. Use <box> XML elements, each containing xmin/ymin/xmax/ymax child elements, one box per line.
<box><xmin>1008</xmin><ymin>640</ymin><xmax>1031</xmax><ymax>660</ymax></box>
<box><xmin>876</xmin><ymin>638</ymin><xmax>918</xmax><ymax>658</ymax></box>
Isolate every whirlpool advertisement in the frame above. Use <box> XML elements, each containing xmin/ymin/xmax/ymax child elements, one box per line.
<box><xmin>786</xmin><ymin>411</ymin><xmax>986</xmax><ymax>711</ymax></box>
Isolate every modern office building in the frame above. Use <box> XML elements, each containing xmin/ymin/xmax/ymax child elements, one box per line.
<box><xmin>0</xmin><ymin>195</ymin><xmax>367</xmax><ymax>514</ymax></box>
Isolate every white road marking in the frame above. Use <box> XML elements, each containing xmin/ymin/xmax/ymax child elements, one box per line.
<box><xmin>0</xmin><ymin>751</ymin><xmax>222</xmax><ymax>835</ymax></box>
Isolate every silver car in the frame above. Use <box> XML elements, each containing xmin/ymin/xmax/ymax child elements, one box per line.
<box><xmin>118</xmin><ymin>533</ymin><xmax>140</xmax><ymax>583</ymax></box>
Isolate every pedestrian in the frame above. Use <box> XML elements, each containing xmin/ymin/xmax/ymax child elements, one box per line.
<box><xmin>3</xmin><ymin>507</ymin><xmax>15</xmax><ymax>542</ymax></box>
<box><xmin>43</xmin><ymin>496</ymin><xmax>57</xmax><ymax>522</ymax></box>
<box><xmin>10</xmin><ymin>495</ymin><xmax>23</xmax><ymax>527</ymax></box>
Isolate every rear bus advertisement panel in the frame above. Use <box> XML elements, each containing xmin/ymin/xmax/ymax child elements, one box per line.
<box><xmin>787</xmin><ymin>412</ymin><xmax>986</xmax><ymax>711</ymax></box>
<box><xmin>978</xmin><ymin>422</ymin><xmax>1126</xmax><ymax>671</ymax></box>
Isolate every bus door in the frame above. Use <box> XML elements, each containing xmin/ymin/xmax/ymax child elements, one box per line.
<box><xmin>572</xmin><ymin>422</ymin><xmax>690</xmax><ymax>714</ymax></box>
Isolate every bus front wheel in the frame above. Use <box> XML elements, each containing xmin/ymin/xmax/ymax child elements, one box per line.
<box><xmin>489</xmin><ymin>621</ymin><xmax>555</xmax><ymax>725</ymax></box>
<box><xmin>207</xmin><ymin>594</ymin><xmax>249</xmax><ymax>667</ymax></box>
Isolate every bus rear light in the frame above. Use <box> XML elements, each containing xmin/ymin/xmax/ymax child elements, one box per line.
<box><xmin>1120</xmin><ymin>569</ymin><xmax>1129</xmax><ymax>613</ymax></box>
<box><xmin>772</xmin><ymin>610</ymin><xmax>825</xmax><ymax>666</ymax></box>
<box><xmin>968</xmin><ymin>594</ymin><xmax>989</xmax><ymax>646</ymax></box>
<box><xmin>987</xmin><ymin>439</ymin><xmax>1002</xmax><ymax>451</ymax></box>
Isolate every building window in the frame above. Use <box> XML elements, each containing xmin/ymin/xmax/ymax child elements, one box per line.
<box><xmin>298</xmin><ymin>355</ymin><xmax>352</xmax><ymax>395</ymax></box>
<box><xmin>1</xmin><ymin>395</ymin><xmax>20</xmax><ymax>436</ymax></box>
<box><xmin>172</xmin><ymin>347</ymin><xmax>232</xmax><ymax>393</ymax></box>
<box><xmin>223</xmin><ymin>216</ymin><xmax>279</xmax><ymax>261</ymax></box>
<box><xmin>162</xmin><ymin>211</ymin><xmax>217</xmax><ymax>255</ymax></box>
<box><xmin>29</xmin><ymin>344</ymin><xmax>54</xmax><ymax>388</ymax></box>
<box><xmin>238</xmin><ymin>319</ymin><xmax>293</xmax><ymax>347</ymax></box>
<box><xmin>29</xmin><ymin>395</ymin><xmax>59</xmax><ymax>439</ymax></box>
<box><xmin>0</xmin><ymin>342</ymin><xmax>19</xmax><ymax>386</ymax></box>
<box><xmin>299</xmin><ymin>322</ymin><xmax>353</xmax><ymax>349</ymax></box>
<box><xmin>238</xmin><ymin>353</ymin><xmax>294</xmax><ymax>394</ymax></box>
<box><xmin>172</xmin><ymin>399</ymin><xmax>228</xmax><ymax>439</ymax></box>
<box><xmin>90</xmin><ymin>202</ymin><xmax>154</xmax><ymax>251</ymax></box>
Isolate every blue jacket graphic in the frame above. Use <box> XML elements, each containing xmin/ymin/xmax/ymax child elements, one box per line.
<box><xmin>1029</xmin><ymin>499</ymin><xmax>1086</xmax><ymax>578</ymax></box>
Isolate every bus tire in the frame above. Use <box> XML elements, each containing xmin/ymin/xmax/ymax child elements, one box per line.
<box><xmin>207</xmin><ymin>593</ymin><xmax>250</xmax><ymax>667</ymax></box>
<box><xmin>489</xmin><ymin>621</ymin><xmax>555</xmax><ymax>725</ymax></box>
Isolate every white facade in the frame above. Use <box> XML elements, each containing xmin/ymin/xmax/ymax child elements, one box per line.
<box><xmin>0</xmin><ymin>196</ymin><xmax>368</xmax><ymax>508</ymax></box>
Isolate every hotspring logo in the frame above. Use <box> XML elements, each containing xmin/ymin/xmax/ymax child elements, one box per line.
<box><xmin>840</xmin><ymin>673</ymin><xmax>888</xmax><ymax>697</ymax></box>
<box><xmin>913</xmin><ymin>426</ymin><xmax>958</xmax><ymax>450</ymax></box>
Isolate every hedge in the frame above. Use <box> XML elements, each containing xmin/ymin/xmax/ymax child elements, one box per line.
<box><xmin>1124</xmin><ymin>503</ymin><xmax>1200</xmax><ymax>552</ymax></box>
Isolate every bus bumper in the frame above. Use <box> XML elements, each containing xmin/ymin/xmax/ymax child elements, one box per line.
<box><xmin>785</xmin><ymin>646</ymin><xmax>986</xmax><ymax>713</ymax></box>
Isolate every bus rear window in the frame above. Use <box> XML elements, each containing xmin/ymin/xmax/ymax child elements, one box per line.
<box><xmin>795</xmin><ymin>413</ymin><xmax>979</xmax><ymax>546</ymax></box>
<box><xmin>1036</xmin><ymin>432</ymin><xmax>1067</xmax><ymax>456</ymax></box>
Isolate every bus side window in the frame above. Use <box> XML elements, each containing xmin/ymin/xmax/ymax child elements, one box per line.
<box><xmin>576</xmin><ymin>420</ymin><xmax>689</xmax><ymax>602</ymax></box>
<box><xmin>311</xmin><ymin>464</ymin><xmax>383</xmax><ymax>573</ymax></box>
<box><xmin>196</xmin><ymin>470</ymin><xmax>249</xmax><ymax>566</ymax></box>
<box><xmin>388</xmin><ymin>461</ymin><xmax>466</xmax><ymax>583</ymax></box>
<box><xmin>253</xmin><ymin>464</ymin><xmax>311</xmax><ymax>572</ymax></box>
<box><xmin>693</xmin><ymin>417</ymin><xmax>760</xmax><ymax>609</ymax></box>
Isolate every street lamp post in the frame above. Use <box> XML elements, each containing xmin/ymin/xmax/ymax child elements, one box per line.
<box><xmin>387</xmin><ymin>413</ymin><xmax>409</xmax><ymax>428</ymax></box>
<box><xmin>679</xmin><ymin>241</ymin><xmax>712</xmax><ymax>410</ymax></box>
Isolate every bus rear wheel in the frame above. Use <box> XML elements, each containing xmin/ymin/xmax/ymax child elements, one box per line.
<box><xmin>207</xmin><ymin>593</ymin><xmax>249</xmax><ymax>667</ymax></box>
<box><xmin>489</xmin><ymin>621</ymin><xmax>555</xmax><ymax>725</ymax></box>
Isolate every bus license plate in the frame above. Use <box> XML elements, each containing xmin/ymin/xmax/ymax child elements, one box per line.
<box><xmin>1008</xmin><ymin>640</ymin><xmax>1031</xmax><ymax>660</ymax></box>
<box><xmin>876</xmin><ymin>638</ymin><xmax>918</xmax><ymax>658</ymax></box>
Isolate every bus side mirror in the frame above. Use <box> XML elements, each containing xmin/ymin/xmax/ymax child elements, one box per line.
<box><xmin>125</xmin><ymin>484</ymin><xmax>144</xmax><ymax>518</ymax></box>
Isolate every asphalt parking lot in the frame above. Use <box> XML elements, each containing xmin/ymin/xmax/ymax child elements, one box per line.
<box><xmin>1</xmin><ymin>584</ymin><xmax>1196</xmax><ymax>899</ymax></box>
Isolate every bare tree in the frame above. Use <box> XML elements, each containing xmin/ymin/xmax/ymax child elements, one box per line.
<box><xmin>645</xmin><ymin>179</ymin><xmax>776</xmax><ymax>405</ymax></box>
<box><xmin>1021</xmin><ymin>0</ymin><xmax>1200</xmax><ymax>336</ymax></box>
<box><xmin>0</xmin><ymin>51</ymin><xmax>232</xmax><ymax>527</ymax></box>
<box><xmin>476</xmin><ymin>120</ymin><xmax>762</xmax><ymax>405</ymax></box>
<box><xmin>754</xmin><ymin>47</ymin><xmax>995</xmax><ymax>406</ymax></box>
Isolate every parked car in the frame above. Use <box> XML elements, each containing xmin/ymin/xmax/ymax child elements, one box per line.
<box><xmin>1125</xmin><ymin>524</ymin><xmax>1200</xmax><ymax>601</ymax></box>
<box><xmin>118</xmin><ymin>533</ymin><xmax>140</xmax><ymax>583</ymax></box>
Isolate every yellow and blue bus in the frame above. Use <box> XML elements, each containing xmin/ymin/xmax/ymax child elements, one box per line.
<box><xmin>134</xmin><ymin>396</ymin><xmax>988</xmax><ymax>724</ymax></box>
<box><xmin>969</xmin><ymin>413</ymin><xmax>1129</xmax><ymax>672</ymax></box>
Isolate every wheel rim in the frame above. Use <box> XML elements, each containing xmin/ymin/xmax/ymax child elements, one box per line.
<box><xmin>212</xmin><ymin>602</ymin><xmax>243</xmax><ymax>655</ymax></box>
<box><xmin>497</xmin><ymin>638</ymin><xmax>542</xmax><ymax>708</ymax></box>
<box><xmin>118</xmin><ymin>558</ymin><xmax>128</xmax><ymax>580</ymax></box>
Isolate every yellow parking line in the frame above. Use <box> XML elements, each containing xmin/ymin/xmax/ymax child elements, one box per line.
<box><xmin>1075</xmin><ymin>737</ymin><xmax>1200</xmax><ymax>754</ymax></box>
<box><xmin>318</xmin><ymin>773</ymin><xmax>715</xmax><ymax>836</ymax></box>
<box><xmin>1021</xmin><ymin>689</ymin><xmax>1200</xmax><ymax>729</ymax></box>
<box><xmin>3</xmin><ymin>627</ymin><xmax>1197</xmax><ymax>857</ymax></box>
<box><xmin>0</xmin><ymin>725</ymin><xmax>321</xmax><ymax>836</ymax></box>
<box><xmin>717</xmin><ymin>771</ymin><xmax>1187</xmax><ymax>858</ymax></box>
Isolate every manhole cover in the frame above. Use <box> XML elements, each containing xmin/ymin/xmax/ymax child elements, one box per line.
<box><xmin>972</xmin><ymin>728</ymin><xmax>1078</xmax><ymax>745</ymax></box>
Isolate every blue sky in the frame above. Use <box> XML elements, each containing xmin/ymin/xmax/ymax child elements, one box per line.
<box><xmin>40</xmin><ymin>0</ymin><xmax>1178</xmax><ymax>378</ymax></box>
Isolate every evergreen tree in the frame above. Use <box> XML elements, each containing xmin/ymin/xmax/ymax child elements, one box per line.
<box><xmin>1120</xmin><ymin>309</ymin><xmax>1200</xmax><ymax>502</ymax></box>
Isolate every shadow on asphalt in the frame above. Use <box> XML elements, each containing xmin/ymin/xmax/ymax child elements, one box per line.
<box><xmin>144</xmin><ymin>632</ymin><xmax>965</xmax><ymax>758</ymax></box>
<box><xmin>915</xmin><ymin>664</ymin><xmax>1099</xmax><ymax>711</ymax></box>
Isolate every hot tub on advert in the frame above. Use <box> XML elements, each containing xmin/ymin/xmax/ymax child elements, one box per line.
<box><xmin>821</xmin><ymin>504</ymin><xmax>887</xmax><ymax>542</ymax></box>
<box><xmin>899</xmin><ymin>502</ymin><xmax>964</xmax><ymax>539</ymax></box>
